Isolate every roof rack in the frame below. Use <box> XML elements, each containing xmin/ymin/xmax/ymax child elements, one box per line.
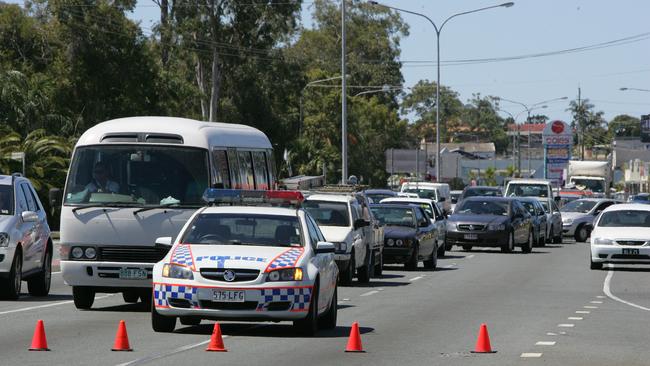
<box><xmin>311</xmin><ymin>184</ymin><xmax>368</xmax><ymax>194</ymax></box>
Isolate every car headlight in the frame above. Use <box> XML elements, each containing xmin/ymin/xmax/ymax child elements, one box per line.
<box><xmin>487</xmin><ymin>223</ymin><xmax>506</xmax><ymax>231</ymax></box>
<box><xmin>396</xmin><ymin>239</ymin><xmax>404</xmax><ymax>247</ymax></box>
<box><xmin>71</xmin><ymin>247</ymin><xmax>84</xmax><ymax>259</ymax></box>
<box><xmin>334</xmin><ymin>242</ymin><xmax>348</xmax><ymax>252</ymax></box>
<box><xmin>84</xmin><ymin>247</ymin><xmax>97</xmax><ymax>259</ymax></box>
<box><xmin>69</xmin><ymin>246</ymin><xmax>98</xmax><ymax>260</ymax></box>
<box><xmin>386</xmin><ymin>239</ymin><xmax>394</xmax><ymax>246</ymax></box>
<box><xmin>592</xmin><ymin>237</ymin><xmax>614</xmax><ymax>245</ymax></box>
<box><xmin>266</xmin><ymin>268</ymin><xmax>303</xmax><ymax>282</ymax></box>
<box><xmin>446</xmin><ymin>222</ymin><xmax>456</xmax><ymax>231</ymax></box>
<box><xmin>0</xmin><ymin>232</ymin><xmax>9</xmax><ymax>247</ymax></box>
<box><xmin>563</xmin><ymin>218</ymin><xmax>573</xmax><ymax>225</ymax></box>
<box><xmin>162</xmin><ymin>263</ymin><xmax>194</xmax><ymax>280</ymax></box>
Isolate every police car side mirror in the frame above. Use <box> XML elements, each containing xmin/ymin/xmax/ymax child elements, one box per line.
<box><xmin>315</xmin><ymin>241</ymin><xmax>335</xmax><ymax>254</ymax></box>
<box><xmin>155</xmin><ymin>237</ymin><xmax>173</xmax><ymax>250</ymax></box>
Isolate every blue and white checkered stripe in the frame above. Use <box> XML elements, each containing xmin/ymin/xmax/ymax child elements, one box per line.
<box><xmin>266</xmin><ymin>248</ymin><xmax>303</xmax><ymax>271</ymax></box>
<box><xmin>256</xmin><ymin>287</ymin><xmax>312</xmax><ymax>311</ymax></box>
<box><xmin>171</xmin><ymin>244</ymin><xmax>194</xmax><ymax>268</ymax></box>
<box><xmin>153</xmin><ymin>283</ymin><xmax>199</xmax><ymax>308</ymax></box>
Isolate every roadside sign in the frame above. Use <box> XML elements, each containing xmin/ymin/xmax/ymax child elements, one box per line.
<box><xmin>542</xmin><ymin>120</ymin><xmax>572</xmax><ymax>187</ymax></box>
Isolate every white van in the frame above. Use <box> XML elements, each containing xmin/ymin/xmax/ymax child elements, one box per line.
<box><xmin>399</xmin><ymin>182</ymin><xmax>452</xmax><ymax>214</ymax></box>
<box><xmin>58</xmin><ymin>117</ymin><xmax>276</xmax><ymax>309</ymax></box>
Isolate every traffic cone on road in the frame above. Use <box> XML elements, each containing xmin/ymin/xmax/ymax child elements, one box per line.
<box><xmin>344</xmin><ymin>322</ymin><xmax>365</xmax><ymax>353</ymax></box>
<box><xmin>111</xmin><ymin>320</ymin><xmax>133</xmax><ymax>351</ymax></box>
<box><xmin>206</xmin><ymin>322</ymin><xmax>227</xmax><ymax>352</ymax></box>
<box><xmin>29</xmin><ymin>320</ymin><xmax>50</xmax><ymax>351</ymax></box>
<box><xmin>472</xmin><ymin>323</ymin><xmax>496</xmax><ymax>353</ymax></box>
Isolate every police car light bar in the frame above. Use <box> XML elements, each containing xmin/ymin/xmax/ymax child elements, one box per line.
<box><xmin>202</xmin><ymin>189</ymin><xmax>304</xmax><ymax>206</ymax></box>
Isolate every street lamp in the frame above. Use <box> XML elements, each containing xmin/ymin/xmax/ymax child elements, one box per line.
<box><xmin>299</xmin><ymin>75</ymin><xmax>349</xmax><ymax>134</ymax></box>
<box><xmin>352</xmin><ymin>85</ymin><xmax>407</xmax><ymax>97</ymax></box>
<box><xmin>369</xmin><ymin>1</ymin><xmax>514</xmax><ymax>182</ymax></box>
<box><xmin>620</xmin><ymin>87</ymin><xmax>650</xmax><ymax>92</ymax></box>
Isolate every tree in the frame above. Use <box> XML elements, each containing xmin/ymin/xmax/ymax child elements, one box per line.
<box><xmin>567</xmin><ymin>98</ymin><xmax>607</xmax><ymax>159</ymax></box>
<box><xmin>483</xmin><ymin>166</ymin><xmax>497</xmax><ymax>186</ymax></box>
<box><xmin>462</xmin><ymin>94</ymin><xmax>509</xmax><ymax>154</ymax></box>
<box><xmin>608</xmin><ymin>114</ymin><xmax>640</xmax><ymax>138</ymax></box>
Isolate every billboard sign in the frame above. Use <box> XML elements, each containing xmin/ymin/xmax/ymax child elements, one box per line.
<box><xmin>543</xmin><ymin>120</ymin><xmax>573</xmax><ymax>187</ymax></box>
<box><xmin>641</xmin><ymin>114</ymin><xmax>650</xmax><ymax>143</ymax></box>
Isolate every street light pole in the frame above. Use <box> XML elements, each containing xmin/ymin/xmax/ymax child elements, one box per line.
<box><xmin>369</xmin><ymin>1</ymin><xmax>514</xmax><ymax>183</ymax></box>
<box><xmin>300</xmin><ymin>75</ymin><xmax>347</xmax><ymax>134</ymax></box>
<box><xmin>341</xmin><ymin>0</ymin><xmax>348</xmax><ymax>184</ymax></box>
<box><xmin>620</xmin><ymin>87</ymin><xmax>650</xmax><ymax>93</ymax></box>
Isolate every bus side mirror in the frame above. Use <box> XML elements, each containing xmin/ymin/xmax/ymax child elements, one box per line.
<box><xmin>49</xmin><ymin>188</ymin><xmax>62</xmax><ymax>207</ymax></box>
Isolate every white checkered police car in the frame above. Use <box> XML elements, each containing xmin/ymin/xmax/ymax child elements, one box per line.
<box><xmin>151</xmin><ymin>190</ymin><xmax>338</xmax><ymax>335</ymax></box>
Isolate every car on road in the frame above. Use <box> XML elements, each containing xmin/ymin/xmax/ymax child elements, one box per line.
<box><xmin>399</xmin><ymin>182</ymin><xmax>451</xmax><ymax>214</ymax></box>
<box><xmin>539</xmin><ymin>200</ymin><xmax>563</xmax><ymax>244</ymax></box>
<box><xmin>0</xmin><ymin>174</ymin><xmax>53</xmax><ymax>299</ymax></box>
<box><xmin>151</xmin><ymin>189</ymin><xmax>338</xmax><ymax>335</ymax></box>
<box><xmin>370</xmin><ymin>203</ymin><xmax>438</xmax><ymax>270</ymax></box>
<box><xmin>450</xmin><ymin>190</ymin><xmax>462</xmax><ymax>212</ymax></box>
<box><xmin>561</xmin><ymin>198</ymin><xmax>619</xmax><ymax>242</ymax></box>
<box><xmin>379</xmin><ymin>197</ymin><xmax>447</xmax><ymax>257</ymax></box>
<box><xmin>630</xmin><ymin>193</ymin><xmax>650</xmax><ymax>204</ymax></box>
<box><xmin>446</xmin><ymin>196</ymin><xmax>534</xmax><ymax>253</ymax></box>
<box><xmin>517</xmin><ymin>197</ymin><xmax>548</xmax><ymax>247</ymax></box>
<box><xmin>590</xmin><ymin>203</ymin><xmax>650</xmax><ymax>270</ymax></box>
<box><xmin>504</xmin><ymin>179</ymin><xmax>562</xmax><ymax>243</ymax></box>
<box><xmin>459</xmin><ymin>186</ymin><xmax>503</xmax><ymax>202</ymax></box>
<box><xmin>363</xmin><ymin>189</ymin><xmax>397</xmax><ymax>204</ymax></box>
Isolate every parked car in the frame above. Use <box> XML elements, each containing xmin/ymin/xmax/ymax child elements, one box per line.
<box><xmin>539</xmin><ymin>200</ymin><xmax>563</xmax><ymax>244</ymax></box>
<box><xmin>399</xmin><ymin>182</ymin><xmax>451</xmax><ymax>214</ymax></box>
<box><xmin>379</xmin><ymin>197</ymin><xmax>447</xmax><ymax>257</ymax></box>
<box><xmin>590</xmin><ymin>203</ymin><xmax>650</xmax><ymax>270</ymax></box>
<box><xmin>363</xmin><ymin>189</ymin><xmax>397</xmax><ymax>204</ymax></box>
<box><xmin>504</xmin><ymin>179</ymin><xmax>562</xmax><ymax>243</ymax></box>
<box><xmin>561</xmin><ymin>198</ymin><xmax>619</xmax><ymax>242</ymax></box>
<box><xmin>459</xmin><ymin>186</ymin><xmax>503</xmax><ymax>202</ymax></box>
<box><xmin>370</xmin><ymin>204</ymin><xmax>438</xmax><ymax>270</ymax></box>
<box><xmin>0</xmin><ymin>174</ymin><xmax>52</xmax><ymax>299</ymax></box>
<box><xmin>630</xmin><ymin>193</ymin><xmax>650</xmax><ymax>204</ymax></box>
<box><xmin>446</xmin><ymin>196</ymin><xmax>534</xmax><ymax>253</ymax></box>
<box><xmin>517</xmin><ymin>197</ymin><xmax>548</xmax><ymax>247</ymax></box>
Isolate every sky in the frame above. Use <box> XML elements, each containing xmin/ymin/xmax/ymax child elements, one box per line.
<box><xmin>10</xmin><ymin>0</ymin><xmax>650</xmax><ymax>125</ymax></box>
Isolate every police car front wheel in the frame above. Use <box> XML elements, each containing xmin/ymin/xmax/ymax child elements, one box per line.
<box><xmin>152</xmin><ymin>305</ymin><xmax>176</xmax><ymax>333</ymax></box>
<box><xmin>293</xmin><ymin>281</ymin><xmax>319</xmax><ymax>336</ymax></box>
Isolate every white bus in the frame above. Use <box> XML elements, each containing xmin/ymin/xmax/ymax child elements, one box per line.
<box><xmin>59</xmin><ymin>117</ymin><xmax>275</xmax><ymax>309</ymax></box>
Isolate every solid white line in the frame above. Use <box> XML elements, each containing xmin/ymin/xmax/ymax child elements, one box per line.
<box><xmin>590</xmin><ymin>301</ymin><xmax>603</xmax><ymax>304</ymax></box>
<box><xmin>521</xmin><ymin>353</ymin><xmax>543</xmax><ymax>358</ymax></box>
<box><xmin>584</xmin><ymin>306</ymin><xmax>598</xmax><ymax>309</ymax></box>
<box><xmin>596</xmin><ymin>295</ymin><xmax>606</xmax><ymax>299</ymax></box>
<box><xmin>409</xmin><ymin>276</ymin><xmax>424</xmax><ymax>282</ymax></box>
<box><xmin>536</xmin><ymin>341</ymin><xmax>556</xmax><ymax>346</ymax></box>
<box><xmin>115</xmin><ymin>339</ymin><xmax>213</xmax><ymax>366</ymax></box>
<box><xmin>0</xmin><ymin>294</ymin><xmax>113</xmax><ymax>316</ymax></box>
<box><xmin>558</xmin><ymin>324</ymin><xmax>575</xmax><ymax>328</ymax></box>
<box><xmin>466</xmin><ymin>255</ymin><xmax>475</xmax><ymax>259</ymax></box>
<box><xmin>442</xmin><ymin>264</ymin><xmax>456</xmax><ymax>269</ymax></box>
<box><xmin>568</xmin><ymin>317</ymin><xmax>583</xmax><ymax>320</ymax></box>
<box><xmin>603</xmin><ymin>268</ymin><xmax>650</xmax><ymax>311</ymax></box>
<box><xmin>360</xmin><ymin>290</ymin><xmax>379</xmax><ymax>297</ymax></box>
<box><xmin>576</xmin><ymin>311</ymin><xmax>590</xmax><ymax>314</ymax></box>
<box><xmin>376</xmin><ymin>288</ymin><xmax>385</xmax><ymax>291</ymax></box>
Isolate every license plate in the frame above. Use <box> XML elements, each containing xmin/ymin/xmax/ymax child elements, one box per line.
<box><xmin>119</xmin><ymin>268</ymin><xmax>148</xmax><ymax>280</ymax></box>
<box><xmin>464</xmin><ymin>234</ymin><xmax>478</xmax><ymax>240</ymax></box>
<box><xmin>623</xmin><ymin>248</ymin><xmax>640</xmax><ymax>255</ymax></box>
<box><xmin>213</xmin><ymin>290</ymin><xmax>245</xmax><ymax>302</ymax></box>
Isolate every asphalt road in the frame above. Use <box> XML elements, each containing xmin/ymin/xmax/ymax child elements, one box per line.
<box><xmin>1</xmin><ymin>239</ymin><xmax>649</xmax><ymax>366</ymax></box>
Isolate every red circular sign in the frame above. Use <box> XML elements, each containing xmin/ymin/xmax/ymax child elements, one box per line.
<box><xmin>551</xmin><ymin>120</ymin><xmax>565</xmax><ymax>134</ymax></box>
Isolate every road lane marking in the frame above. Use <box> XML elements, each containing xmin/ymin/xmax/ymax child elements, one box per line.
<box><xmin>466</xmin><ymin>255</ymin><xmax>475</xmax><ymax>259</ymax></box>
<box><xmin>360</xmin><ymin>290</ymin><xmax>379</xmax><ymax>297</ymax></box>
<box><xmin>596</xmin><ymin>295</ymin><xmax>605</xmax><ymax>299</ymax></box>
<box><xmin>116</xmin><ymin>339</ymin><xmax>213</xmax><ymax>366</ymax></box>
<box><xmin>584</xmin><ymin>306</ymin><xmax>598</xmax><ymax>309</ymax></box>
<box><xmin>568</xmin><ymin>317</ymin><xmax>583</xmax><ymax>320</ymax></box>
<box><xmin>342</xmin><ymin>298</ymin><xmax>351</xmax><ymax>301</ymax></box>
<box><xmin>557</xmin><ymin>324</ymin><xmax>574</xmax><ymax>328</ymax></box>
<box><xmin>590</xmin><ymin>301</ymin><xmax>603</xmax><ymax>304</ymax></box>
<box><xmin>546</xmin><ymin>332</ymin><xmax>557</xmax><ymax>336</ymax></box>
<box><xmin>409</xmin><ymin>276</ymin><xmax>424</xmax><ymax>282</ymax></box>
<box><xmin>442</xmin><ymin>264</ymin><xmax>456</xmax><ymax>269</ymax></box>
<box><xmin>603</xmin><ymin>268</ymin><xmax>650</xmax><ymax>311</ymax></box>
<box><xmin>576</xmin><ymin>310</ymin><xmax>590</xmax><ymax>314</ymax></box>
<box><xmin>521</xmin><ymin>353</ymin><xmax>542</xmax><ymax>358</ymax></box>
<box><xmin>52</xmin><ymin>271</ymin><xmax>61</xmax><ymax>274</ymax></box>
<box><xmin>377</xmin><ymin>288</ymin><xmax>385</xmax><ymax>291</ymax></box>
<box><xmin>0</xmin><ymin>294</ymin><xmax>113</xmax><ymax>316</ymax></box>
<box><xmin>536</xmin><ymin>341</ymin><xmax>556</xmax><ymax>346</ymax></box>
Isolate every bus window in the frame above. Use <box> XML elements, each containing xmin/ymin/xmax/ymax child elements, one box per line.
<box><xmin>252</xmin><ymin>151</ymin><xmax>269</xmax><ymax>190</ymax></box>
<box><xmin>227</xmin><ymin>148</ymin><xmax>241</xmax><ymax>189</ymax></box>
<box><xmin>212</xmin><ymin>149</ymin><xmax>231</xmax><ymax>188</ymax></box>
<box><xmin>238</xmin><ymin>151</ymin><xmax>255</xmax><ymax>190</ymax></box>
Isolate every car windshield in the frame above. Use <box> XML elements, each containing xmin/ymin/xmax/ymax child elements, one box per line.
<box><xmin>506</xmin><ymin>184</ymin><xmax>549</xmax><ymax>198</ymax></box>
<box><xmin>402</xmin><ymin>188</ymin><xmax>438</xmax><ymax>201</ymax></box>
<box><xmin>302</xmin><ymin>200</ymin><xmax>350</xmax><ymax>227</ymax></box>
<box><xmin>633</xmin><ymin>195</ymin><xmax>650</xmax><ymax>202</ymax></box>
<box><xmin>571</xmin><ymin>178</ymin><xmax>605</xmax><ymax>193</ymax></box>
<box><xmin>561</xmin><ymin>200</ymin><xmax>597</xmax><ymax>213</ymax></box>
<box><xmin>365</xmin><ymin>193</ymin><xmax>394</xmax><ymax>203</ymax></box>
<box><xmin>464</xmin><ymin>188</ymin><xmax>501</xmax><ymax>198</ymax></box>
<box><xmin>384</xmin><ymin>201</ymin><xmax>433</xmax><ymax>218</ymax></box>
<box><xmin>456</xmin><ymin>200</ymin><xmax>510</xmax><ymax>216</ymax></box>
<box><xmin>0</xmin><ymin>185</ymin><xmax>13</xmax><ymax>215</ymax></box>
<box><xmin>598</xmin><ymin>210</ymin><xmax>650</xmax><ymax>228</ymax></box>
<box><xmin>181</xmin><ymin>213</ymin><xmax>302</xmax><ymax>247</ymax></box>
<box><xmin>64</xmin><ymin>145</ymin><xmax>209</xmax><ymax>206</ymax></box>
<box><xmin>370</xmin><ymin>207</ymin><xmax>416</xmax><ymax>227</ymax></box>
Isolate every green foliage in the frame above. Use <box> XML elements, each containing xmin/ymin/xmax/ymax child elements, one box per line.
<box><xmin>608</xmin><ymin>114</ymin><xmax>640</xmax><ymax>138</ymax></box>
<box><xmin>483</xmin><ymin>166</ymin><xmax>497</xmax><ymax>186</ymax></box>
<box><xmin>567</xmin><ymin>98</ymin><xmax>608</xmax><ymax>150</ymax></box>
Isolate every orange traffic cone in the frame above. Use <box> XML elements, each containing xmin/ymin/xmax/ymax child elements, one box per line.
<box><xmin>472</xmin><ymin>323</ymin><xmax>496</xmax><ymax>353</ymax></box>
<box><xmin>29</xmin><ymin>320</ymin><xmax>50</xmax><ymax>351</ymax></box>
<box><xmin>206</xmin><ymin>322</ymin><xmax>227</xmax><ymax>352</ymax></box>
<box><xmin>345</xmin><ymin>322</ymin><xmax>365</xmax><ymax>353</ymax></box>
<box><xmin>111</xmin><ymin>320</ymin><xmax>133</xmax><ymax>351</ymax></box>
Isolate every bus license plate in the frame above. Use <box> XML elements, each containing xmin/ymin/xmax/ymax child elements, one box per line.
<box><xmin>119</xmin><ymin>268</ymin><xmax>148</xmax><ymax>280</ymax></box>
<box><xmin>213</xmin><ymin>290</ymin><xmax>245</xmax><ymax>302</ymax></box>
<box><xmin>623</xmin><ymin>248</ymin><xmax>639</xmax><ymax>255</ymax></box>
<box><xmin>464</xmin><ymin>234</ymin><xmax>478</xmax><ymax>240</ymax></box>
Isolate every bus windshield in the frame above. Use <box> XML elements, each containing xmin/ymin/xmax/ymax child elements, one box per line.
<box><xmin>64</xmin><ymin>145</ymin><xmax>209</xmax><ymax>206</ymax></box>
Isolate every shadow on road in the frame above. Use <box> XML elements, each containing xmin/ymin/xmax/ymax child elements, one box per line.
<box><xmin>12</xmin><ymin>294</ymin><xmax>73</xmax><ymax>302</ymax></box>
<box><xmin>605</xmin><ymin>266</ymin><xmax>650</xmax><ymax>273</ymax></box>
<box><xmin>440</xmin><ymin>254</ymin><xmax>470</xmax><ymax>259</ymax></box>
<box><xmin>458</xmin><ymin>249</ymin><xmax>550</xmax><ymax>255</ymax></box>
<box><xmin>543</xmin><ymin>245</ymin><xmax>564</xmax><ymax>248</ymax></box>
<box><xmin>353</xmin><ymin>280</ymin><xmax>410</xmax><ymax>288</ymax></box>
<box><xmin>176</xmin><ymin>322</ymin><xmax>374</xmax><ymax>339</ymax></box>
<box><xmin>90</xmin><ymin>302</ymin><xmax>150</xmax><ymax>313</ymax></box>
<box><xmin>336</xmin><ymin>304</ymin><xmax>355</xmax><ymax>310</ymax></box>
<box><xmin>373</xmin><ymin>273</ymin><xmax>405</xmax><ymax>279</ymax></box>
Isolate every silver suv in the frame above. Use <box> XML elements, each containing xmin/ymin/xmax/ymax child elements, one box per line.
<box><xmin>0</xmin><ymin>174</ymin><xmax>52</xmax><ymax>299</ymax></box>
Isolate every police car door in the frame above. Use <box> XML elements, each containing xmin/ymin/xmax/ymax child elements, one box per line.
<box><xmin>306</xmin><ymin>215</ymin><xmax>335</xmax><ymax>314</ymax></box>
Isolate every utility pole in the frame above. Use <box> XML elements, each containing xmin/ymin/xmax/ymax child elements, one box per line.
<box><xmin>517</xmin><ymin>125</ymin><xmax>521</xmax><ymax>175</ymax></box>
<box><xmin>341</xmin><ymin>0</ymin><xmax>348</xmax><ymax>183</ymax></box>
<box><xmin>578</xmin><ymin>87</ymin><xmax>584</xmax><ymax>161</ymax></box>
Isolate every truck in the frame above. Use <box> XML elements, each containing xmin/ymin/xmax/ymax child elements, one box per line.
<box><xmin>566</xmin><ymin>160</ymin><xmax>611</xmax><ymax>198</ymax></box>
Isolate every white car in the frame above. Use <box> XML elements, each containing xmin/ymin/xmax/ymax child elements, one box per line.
<box><xmin>151</xmin><ymin>190</ymin><xmax>338</xmax><ymax>335</ymax></box>
<box><xmin>0</xmin><ymin>174</ymin><xmax>52</xmax><ymax>299</ymax></box>
<box><xmin>590</xmin><ymin>203</ymin><xmax>650</xmax><ymax>270</ymax></box>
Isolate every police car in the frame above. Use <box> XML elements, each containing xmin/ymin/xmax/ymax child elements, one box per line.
<box><xmin>151</xmin><ymin>190</ymin><xmax>339</xmax><ymax>335</ymax></box>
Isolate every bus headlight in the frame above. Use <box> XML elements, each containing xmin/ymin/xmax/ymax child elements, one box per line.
<box><xmin>162</xmin><ymin>264</ymin><xmax>194</xmax><ymax>280</ymax></box>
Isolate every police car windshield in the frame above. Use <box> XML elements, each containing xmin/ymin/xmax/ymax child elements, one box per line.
<box><xmin>0</xmin><ymin>185</ymin><xmax>13</xmax><ymax>215</ymax></box>
<box><xmin>302</xmin><ymin>201</ymin><xmax>350</xmax><ymax>227</ymax></box>
<box><xmin>181</xmin><ymin>213</ymin><xmax>303</xmax><ymax>247</ymax></box>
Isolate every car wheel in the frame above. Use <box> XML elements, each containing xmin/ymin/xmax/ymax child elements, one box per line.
<box><xmin>590</xmin><ymin>258</ymin><xmax>603</xmax><ymax>270</ymax></box>
<box><xmin>27</xmin><ymin>248</ymin><xmax>52</xmax><ymax>297</ymax></box>
<box><xmin>122</xmin><ymin>290</ymin><xmax>140</xmax><ymax>303</ymax></box>
<box><xmin>436</xmin><ymin>240</ymin><xmax>446</xmax><ymax>258</ymax></box>
<box><xmin>357</xmin><ymin>250</ymin><xmax>371</xmax><ymax>284</ymax></box>
<box><xmin>522</xmin><ymin>231</ymin><xmax>533</xmax><ymax>253</ymax></box>
<box><xmin>0</xmin><ymin>248</ymin><xmax>22</xmax><ymax>300</ymax></box>
<box><xmin>553</xmin><ymin>226</ymin><xmax>563</xmax><ymax>244</ymax></box>
<box><xmin>319</xmin><ymin>284</ymin><xmax>337</xmax><ymax>330</ymax></box>
<box><xmin>501</xmin><ymin>232</ymin><xmax>514</xmax><ymax>253</ymax></box>
<box><xmin>180</xmin><ymin>317</ymin><xmax>201</xmax><ymax>326</ymax></box>
<box><xmin>575</xmin><ymin>225</ymin><xmax>588</xmax><ymax>243</ymax></box>
<box><xmin>72</xmin><ymin>286</ymin><xmax>95</xmax><ymax>310</ymax></box>
<box><xmin>152</xmin><ymin>303</ymin><xmax>176</xmax><ymax>332</ymax></box>
<box><xmin>340</xmin><ymin>253</ymin><xmax>354</xmax><ymax>285</ymax></box>
<box><xmin>547</xmin><ymin>226</ymin><xmax>554</xmax><ymax>244</ymax></box>
<box><xmin>405</xmin><ymin>245</ymin><xmax>419</xmax><ymax>270</ymax></box>
<box><xmin>373</xmin><ymin>252</ymin><xmax>383</xmax><ymax>278</ymax></box>
<box><xmin>294</xmin><ymin>281</ymin><xmax>319</xmax><ymax>336</ymax></box>
<box><xmin>445</xmin><ymin>238</ymin><xmax>453</xmax><ymax>251</ymax></box>
<box><xmin>424</xmin><ymin>244</ymin><xmax>438</xmax><ymax>270</ymax></box>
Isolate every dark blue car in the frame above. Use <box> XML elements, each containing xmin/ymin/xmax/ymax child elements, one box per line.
<box><xmin>364</xmin><ymin>189</ymin><xmax>397</xmax><ymax>204</ymax></box>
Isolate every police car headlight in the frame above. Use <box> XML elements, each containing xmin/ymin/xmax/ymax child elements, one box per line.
<box><xmin>0</xmin><ymin>232</ymin><xmax>9</xmax><ymax>247</ymax></box>
<box><xmin>162</xmin><ymin>263</ymin><xmax>194</xmax><ymax>280</ymax></box>
<box><xmin>267</xmin><ymin>268</ymin><xmax>303</xmax><ymax>282</ymax></box>
<box><xmin>386</xmin><ymin>239</ymin><xmax>394</xmax><ymax>246</ymax></box>
<box><xmin>71</xmin><ymin>247</ymin><xmax>84</xmax><ymax>259</ymax></box>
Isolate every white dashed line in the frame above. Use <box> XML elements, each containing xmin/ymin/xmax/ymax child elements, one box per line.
<box><xmin>0</xmin><ymin>294</ymin><xmax>114</xmax><ymax>316</ymax></box>
<box><xmin>521</xmin><ymin>353</ymin><xmax>543</xmax><ymax>358</ymax></box>
<box><xmin>584</xmin><ymin>306</ymin><xmax>598</xmax><ymax>309</ymax></box>
<box><xmin>603</xmin><ymin>268</ymin><xmax>650</xmax><ymax>311</ymax></box>
<box><xmin>568</xmin><ymin>317</ymin><xmax>583</xmax><ymax>320</ymax></box>
<box><xmin>360</xmin><ymin>290</ymin><xmax>379</xmax><ymax>297</ymax></box>
<box><xmin>409</xmin><ymin>276</ymin><xmax>424</xmax><ymax>282</ymax></box>
<box><xmin>558</xmin><ymin>324</ymin><xmax>575</xmax><ymax>328</ymax></box>
<box><xmin>536</xmin><ymin>341</ymin><xmax>556</xmax><ymax>346</ymax></box>
<box><xmin>376</xmin><ymin>288</ymin><xmax>385</xmax><ymax>291</ymax></box>
<box><xmin>576</xmin><ymin>311</ymin><xmax>590</xmax><ymax>314</ymax></box>
<box><xmin>596</xmin><ymin>295</ymin><xmax>605</xmax><ymax>299</ymax></box>
<box><xmin>466</xmin><ymin>255</ymin><xmax>475</xmax><ymax>259</ymax></box>
<box><xmin>590</xmin><ymin>301</ymin><xmax>603</xmax><ymax>304</ymax></box>
<box><xmin>442</xmin><ymin>264</ymin><xmax>456</xmax><ymax>269</ymax></box>
<box><xmin>546</xmin><ymin>332</ymin><xmax>557</xmax><ymax>336</ymax></box>
<box><xmin>342</xmin><ymin>298</ymin><xmax>351</xmax><ymax>301</ymax></box>
<box><xmin>52</xmin><ymin>271</ymin><xmax>62</xmax><ymax>274</ymax></box>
